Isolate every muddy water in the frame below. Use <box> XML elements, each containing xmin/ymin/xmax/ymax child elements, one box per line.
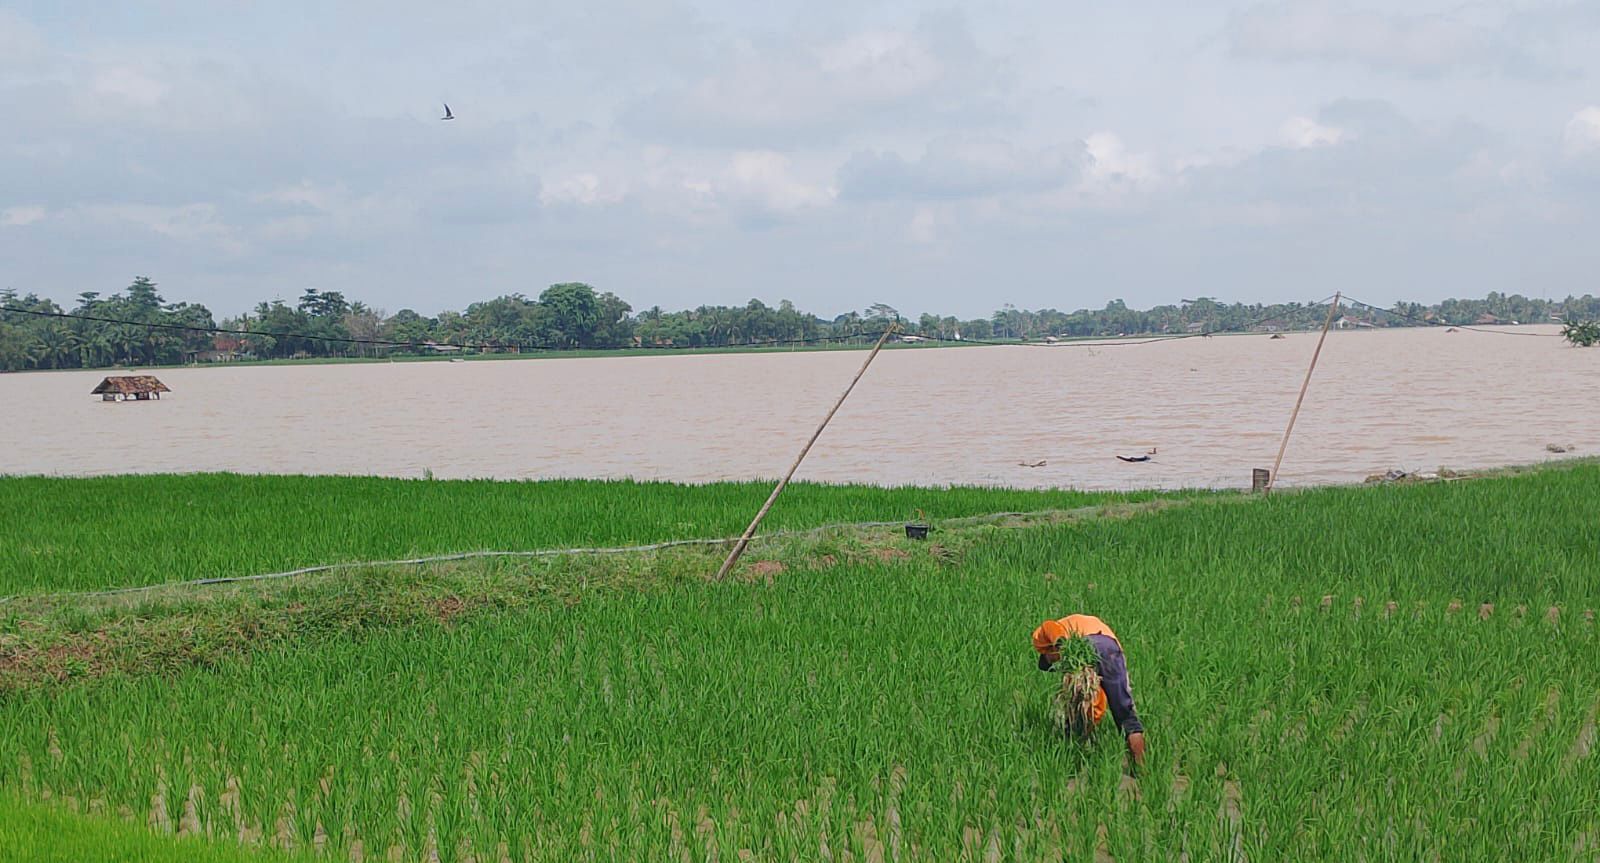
<box><xmin>0</xmin><ymin>327</ymin><xmax>1592</xmax><ymax>489</ymax></box>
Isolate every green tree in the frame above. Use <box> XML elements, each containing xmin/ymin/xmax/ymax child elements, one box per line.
<box><xmin>594</xmin><ymin>292</ymin><xmax>633</xmax><ymax>348</ymax></box>
<box><xmin>1563</xmin><ymin>320</ymin><xmax>1599</xmax><ymax>347</ymax></box>
<box><xmin>537</xmin><ymin>283</ymin><xmax>603</xmax><ymax>348</ymax></box>
<box><xmin>125</xmin><ymin>277</ymin><xmax>162</xmax><ymax>315</ymax></box>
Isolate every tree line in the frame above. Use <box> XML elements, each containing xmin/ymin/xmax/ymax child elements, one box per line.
<box><xmin>2</xmin><ymin>278</ymin><xmax>1597</xmax><ymax>371</ymax></box>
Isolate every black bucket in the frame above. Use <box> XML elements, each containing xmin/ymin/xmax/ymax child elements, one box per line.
<box><xmin>905</xmin><ymin>523</ymin><xmax>930</xmax><ymax>540</ymax></box>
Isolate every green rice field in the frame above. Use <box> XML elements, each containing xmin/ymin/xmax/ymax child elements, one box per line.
<box><xmin>2</xmin><ymin>463</ymin><xmax>1598</xmax><ymax>860</ymax></box>
<box><xmin>0</xmin><ymin>474</ymin><xmax>1165</xmax><ymax>596</ymax></box>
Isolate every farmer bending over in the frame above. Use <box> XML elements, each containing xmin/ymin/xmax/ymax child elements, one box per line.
<box><xmin>1032</xmin><ymin>614</ymin><xmax>1146</xmax><ymax>767</ymax></box>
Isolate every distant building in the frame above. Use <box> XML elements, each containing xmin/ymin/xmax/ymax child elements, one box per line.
<box><xmin>92</xmin><ymin>375</ymin><xmax>170</xmax><ymax>402</ymax></box>
<box><xmin>195</xmin><ymin>335</ymin><xmax>243</xmax><ymax>363</ymax></box>
<box><xmin>1475</xmin><ymin>313</ymin><xmax>1502</xmax><ymax>325</ymax></box>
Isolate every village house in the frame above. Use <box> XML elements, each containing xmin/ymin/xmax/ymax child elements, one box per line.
<box><xmin>91</xmin><ymin>375</ymin><xmax>170</xmax><ymax>402</ymax></box>
<box><xmin>194</xmin><ymin>335</ymin><xmax>244</xmax><ymax>363</ymax></box>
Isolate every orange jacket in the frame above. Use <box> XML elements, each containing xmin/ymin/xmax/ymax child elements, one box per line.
<box><xmin>1031</xmin><ymin>614</ymin><xmax>1118</xmax><ymax>653</ymax></box>
<box><xmin>1033</xmin><ymin>614</ymin><xmax>1120</xmax><ymax>726</ymax></box>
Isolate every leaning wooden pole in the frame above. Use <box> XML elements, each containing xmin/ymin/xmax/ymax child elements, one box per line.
<box><xmin>714</xmin><ymin>324</ymin><xmax>899</xmax><ymax>580</ymax></box>
<box><xmin>1267</xmin><ymin>292</ymin><xmax>1340</xmax><ymax>491</ymax></box>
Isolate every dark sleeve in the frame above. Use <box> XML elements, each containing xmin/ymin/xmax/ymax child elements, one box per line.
<box><xmin>1088</xmin><ymin>635</ymin><xmax>1143</xmax><ymax>736</ymax></box>
<box><xmin>1037</xmin><ymin>654</ymin><xmax>1053</xmax><ymax>671</ymax></box>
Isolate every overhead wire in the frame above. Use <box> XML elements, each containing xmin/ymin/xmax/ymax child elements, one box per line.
<box><xmin>912</xmin><ymin>294</ymin><xmax>1340</xmax><ymax>348</ymax></box>
<box><xmin>3</xmin><ymin>296</ymin><xmax>1339</xmax><ymax>358</ymax></box>
<box><xmin>1341</xmin><ymin>296</ymin><xmax>1563</xmax><ymax>337</ymax></box>
<box><xmin>2</xmin><ymin>292</ymin><xmax>1564</xmax><ymax>365</ymax></box>
<box><xmin>0</xmin><ymin>306</ymin><xmax>890</xmax><ymax>354</ymax></box>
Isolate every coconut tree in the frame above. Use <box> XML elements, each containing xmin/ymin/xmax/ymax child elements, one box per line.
<box><xmin>30</xmin><ymin>323</ymin><xmax>78</xmax><ymax>369</ymax></box>
<box><xmin>74</xmin><ymin>328</ymin><xmax>109</xmax><ymax>368</ymax></box>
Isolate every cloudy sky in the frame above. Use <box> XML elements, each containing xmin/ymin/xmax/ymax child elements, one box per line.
<box><xmin>2</xmin><ymin>1</ymin><xmax>1598</xmax><ymax>318</ymax></box>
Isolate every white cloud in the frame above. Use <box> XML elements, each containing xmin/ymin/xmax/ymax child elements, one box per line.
<box><xmin>540</xmin><ymin>173</ymin><xmax>627</xmax><ymax>207</ymax></box>
<box><xmin>91</xmin><ymin>65</ymin><xmax>169</xmax><ymax>108</ymax></box>
<box><xmin>1227</xmin><ymin>1</ymin><xmax>1535</xmax><ymax>77</ymax></box>
<box><xmin>253</xmin><ymin>182</ymin><xmax>348</xmax><ymax>213</ymax></box>
<box><xmin>0</xmin><ymin>10</ymin><xmax>45</xmax><ymax>68</ymax></box>
<box><xmin>1</xmin><ymin>2</ymin><xmax>1598</xmax><ymax>318</ymax></box>
<box><xmin>907</xmin><ymin>206</ymin><xmax>938</xmax><ymax>244</ymax></box>
<box><xmin>250</xmin><ymin>182</ymin><xmax>429</xmax><ymax>239</ymax></box>
<box><xmin>1279</xmin><ymin>116</ymin><xmax>1346</xmax><ymax>149</ymax></box>
<box><xmin>77</xmin><ymin>202</ymin><xmax>243</xmax><ymax>252</ymax></box>
<box><xmin>838</xmin><ymin>135</ymin><xmax>1083</xmax><ymax>201</ymax></box>
<box><xmin>1563</xmin><ymin>107</ymin><xmax>1600</xmax><ymax>157</ymax></box>
<box><xmin>718</xmin><ymin>152</ymin><xmax>834</xmax><ymax>217</ymax></box>
<box><xmin>1083</xmin><ymin>133</ymin><xmax>1158</xmax><ymax>184</ymax></box>
<box><xmin>624</xmin><ymin>12</ymin><xmax>1007</xmax><ymax>146</ymax></box>
<box><xmin>812</xmin><ymin>29</ymin><xmax>950</xmax><ymax>108</ymax></box>
<box><xmin>1</xmin><ymin>205</ymin><xmax>47</xmax><ymax>227</ymax></box>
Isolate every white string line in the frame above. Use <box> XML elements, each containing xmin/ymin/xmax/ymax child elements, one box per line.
<box><xmin>3</xmin><ymin>502</ymin><xmax>1183</xmax><ymax>605</ymax></box>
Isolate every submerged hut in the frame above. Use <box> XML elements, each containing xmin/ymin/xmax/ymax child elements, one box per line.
<box><xmin>91</xmin><ymin>375</ymin><xmax>171</xmax><ymax>402</ymax></box>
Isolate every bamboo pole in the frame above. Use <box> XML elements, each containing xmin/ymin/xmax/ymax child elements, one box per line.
<box><xmin>714</xmin><ymin>324</ymin><xmax>899</xmax><ymax>580</ymax></box>
<box><xmin>1268</xmin><ymin>292</ymin><xmax>1340</xmax><ymax>491</ymax></box>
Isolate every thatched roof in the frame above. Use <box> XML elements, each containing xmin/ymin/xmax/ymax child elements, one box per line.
<box><xmin>91</xmin><ymin>375</ymin><xmax>171</xmax><ymax>395</ymax></box>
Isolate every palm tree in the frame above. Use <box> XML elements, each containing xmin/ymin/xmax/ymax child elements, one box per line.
<box><xmin>35</xmin><ymin>325</ymin><xmax>78</xmax><ymax>369</ymax></box>
<box><xmin>113</xmin><ymin>325</ymin><xmax>142</xmax><ymax>366</ymax></box>
<box><xmin>75</xmin><ymin>329</ymin><xmax>109</xmax><ymax>368</ymax></box>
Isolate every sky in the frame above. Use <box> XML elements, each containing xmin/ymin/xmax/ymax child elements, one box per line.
<box><xmin>1</xmin><ymin>0</ymin><xmax>1598</xmax><ymax>319</ymax></box>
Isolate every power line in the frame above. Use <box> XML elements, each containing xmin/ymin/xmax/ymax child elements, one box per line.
<box><xmin>0</xmin><ymin>306</ymin><xmax>890</xmax><ymax>355</ymax></box>
<box><xmin>913</xmin><ymin>295</ymin><xmax>1340</xmax><ymax>348</ymax></box>
<box><xmin>5</xmin><ymin>293</ymin><xmax>1557</xmax><ymax>363</ymax></box>
<box><xmin>0</xmin><ymin>295</ymin><xmax>1334</xmax><ymax>358</ymax></box>
<box><xmin>1341</xmin><ymin>296</ymin><xmax>1563</xmax><ymax>337</ymax></box>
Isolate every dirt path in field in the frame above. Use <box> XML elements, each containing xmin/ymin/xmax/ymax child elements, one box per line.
<box><xmin>3</xmin><ymin>460</ymin><xmax>1592</xmax><ymax>692</ymax></box>
<box><xmin>0</xmin><ymin>495</ymin><xmax>1214</xmax><ymax>690</ymax></box>
<box><xmin>1</xmin><ymin>496</ymin><xmax>1201</xmax><ymax>608</ymax></box>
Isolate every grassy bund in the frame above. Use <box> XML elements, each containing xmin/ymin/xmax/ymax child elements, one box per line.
<box><xmin>1</xmin><ymin>464</ymin><xmax>1597</xmax><ymax>860</ymax></box>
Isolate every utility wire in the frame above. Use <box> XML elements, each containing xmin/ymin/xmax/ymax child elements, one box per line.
<box><xmin>913</xmin><ymin>294</ymin><xmax>1339</xmax><ymax>348</ymax></box>
<box><xmin>0</xmin><ymin>306</ymin><xmax>889</xmax><ymax>354</ymax></box>
<box><xmin>9</xmin><ymin>293</ymin><xmax>1549</xmax><ymax>360</ymax></box>
<box><xmin>1</xmin><ymin>297</ymin><xmax>1329</xmax><ymax>358</ymax></box>
<box><xmin>1341</xmin><ymin>296</ymin><xmax>1563</xmax><ymax>337</ymax></box>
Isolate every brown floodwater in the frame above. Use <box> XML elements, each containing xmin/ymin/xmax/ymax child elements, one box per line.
<box><xmin>0</xmin><ymin>327</ymin><xmax>1593</xmax><ymax>489</ymax></box>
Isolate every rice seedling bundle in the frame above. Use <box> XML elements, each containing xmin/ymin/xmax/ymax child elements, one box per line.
<box><xmin>1048</xmin><ymin>636</ymin><xmax>1104</xmax><ymax>741</ymax></box>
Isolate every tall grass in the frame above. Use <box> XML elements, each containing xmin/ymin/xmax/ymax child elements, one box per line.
<box><xmin>2</xmin><ymin>464</ymin><xmax>1598</xmax><ymax>859</ymax></box>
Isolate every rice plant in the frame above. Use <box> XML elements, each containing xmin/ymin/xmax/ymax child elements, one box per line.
<box><xmin>0</xmin><ymin>473</ymin><xmax>1172</xmax><ymax>594</ymax></box>
<box><xmin>1047</xmin><ymin>636</ymin><xmax>1105</xmax><ymax>741</ymax></box>
<box><xmin>1</xmin><ymin>462</ymin><xmax>1598</xmax><ymax>860</ymax></box>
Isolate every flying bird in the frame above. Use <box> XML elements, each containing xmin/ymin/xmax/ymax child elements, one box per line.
<box><xmin>441</xmin><ymin>103</ymin><xmax>455</xmax><ymax>121</ymax></box>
